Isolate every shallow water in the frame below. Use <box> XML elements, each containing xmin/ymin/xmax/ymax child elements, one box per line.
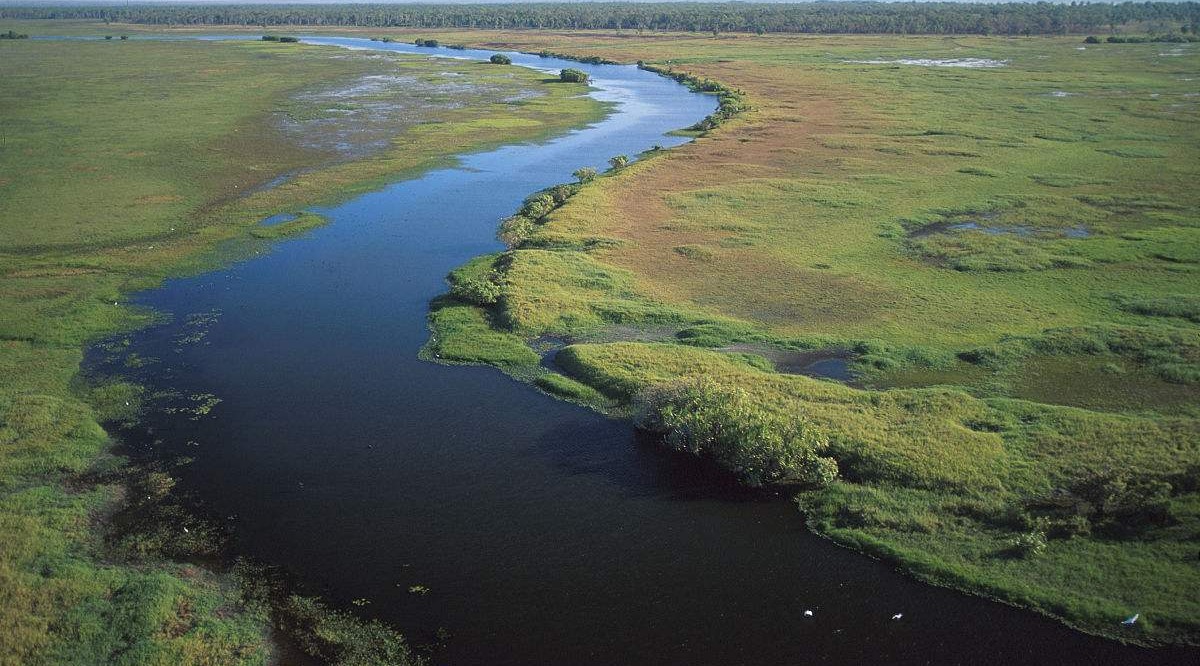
<box><xmin>87</xmin><ymin>37</ymin><xmax>1194</xmax><ymax>665</ymax></box>
<box><xmin>260</xmin><ymin>212</ymin><xmax>297</xmax><ymax>227</ymax></box>
<box><xmin>846</xmin><ymin>57</ymin><xmax>1009</xmax><ymax>68</ymax></box>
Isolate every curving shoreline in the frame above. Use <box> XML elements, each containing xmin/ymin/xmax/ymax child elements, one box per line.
<box><xmin>79</xmin><ymin>35</ymin><xmax>1195</xmax><ymax>666</ymax></box>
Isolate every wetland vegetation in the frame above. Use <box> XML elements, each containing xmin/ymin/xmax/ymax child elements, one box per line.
<box><xmin>0</xmin><ymin>32</ymin><xmax>601</xmax><ymax>665</ymax></box>
<box><xmin>1</xmin><ymin>6</ymin><xmax>1199</xmax><ymax>664</ymax></box>
<box><xmin>414</xmin><ymin>30</ymin><xmax>1200</xmax><ymax>647</ymax></box>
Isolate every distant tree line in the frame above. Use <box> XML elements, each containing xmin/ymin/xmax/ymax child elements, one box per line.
<box><xmin>3</xmin><ymin>3</ymin><xmax>1198</xmax><ymax>37</ymax></box>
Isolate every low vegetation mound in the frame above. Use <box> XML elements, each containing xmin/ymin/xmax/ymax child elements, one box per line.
<box><xmin>559</xmin><ymin>67</ymin><xmax>588</xmax><ymax>83</ymax></box>
<box><xmin>633</xmin><ymin>377</ymin><xmax>839</xmax><ymax>487</ymax></box>
<box><xmin>421</xmin><ymin>31</ymin><xmax>1200</xmax><ymax>645</ymax></box>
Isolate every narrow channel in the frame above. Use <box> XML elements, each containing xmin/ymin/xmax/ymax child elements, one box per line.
<box><xmin>85</xmin><ymin>37</ymin><xmax>1193</xmax><ymax>665</ymax></box>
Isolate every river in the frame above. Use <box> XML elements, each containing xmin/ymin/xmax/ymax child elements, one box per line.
<box><xmin>84</xmin><ymin>36</ymin><xmax>1194</xmax><ymax>665</ymax></box>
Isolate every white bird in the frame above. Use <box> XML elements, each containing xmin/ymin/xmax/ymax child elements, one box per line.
<box><xmin>1122</xmin><ymin>614</ymin><xmax>1139</xmax><ymax>626</ymax></box>
<box><xmin>891</xmin><ymin>613</ymin><xmax>903</xmax><ymax>621</ymax></box>
<box><xmin>804</xmin><ymin>610</ymin><xmax>813</xmax><ymax>617</ymax></box>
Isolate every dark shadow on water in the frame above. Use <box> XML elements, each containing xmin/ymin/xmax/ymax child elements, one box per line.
<box><xmin>528</xmin><ymin>420</ymin><xmax>773</xmax><ymax>503</ymax></box>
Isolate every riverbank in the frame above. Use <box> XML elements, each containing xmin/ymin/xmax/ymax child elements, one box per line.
<box><xmin>0</xmin><ymin>36</ymin><xmax>603</xmax><ymax>664</ymax></box>
<box><xmin>405</xmin><ymin>31</ymin><xmax>1200</xmax><ymax>646</ymax></box>
<box><xmin>2</xmin><ymin>18</ymin><xmax>1190</xmax><ymax>657</ymax></box>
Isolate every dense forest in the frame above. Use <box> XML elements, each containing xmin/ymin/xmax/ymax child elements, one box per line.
<box><xmin>3</xmin><ymin>2</ymin><xmax>1199</xmax><ymax>36</ymax></box>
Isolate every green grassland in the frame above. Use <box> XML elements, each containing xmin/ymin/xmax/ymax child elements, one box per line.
<box><xmin>0</xmin><ymin>33</ymin><xmax>602</xmax><ymax>665</ymax></box>
<box><xmin>411</xmin><ymin>31</ymin><xmax>1200</xmax><ymax>645</ymax></box>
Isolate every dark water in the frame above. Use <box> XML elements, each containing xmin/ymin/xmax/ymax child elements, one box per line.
<box><xmin>86</xmin><ymin>38</ymin><xmax>1194</xmax><ymax>665</ymax></box>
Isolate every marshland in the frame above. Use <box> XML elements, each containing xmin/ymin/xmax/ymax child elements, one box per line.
<box><xmin>1</xmin><ymin>4</ymin><xmax>1198</xmax><ymax>665</ymax></box>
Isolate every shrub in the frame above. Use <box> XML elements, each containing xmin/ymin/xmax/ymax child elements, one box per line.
<box><xmin>499</xmin><ymin>215</ymin><xmax>535</xmax><ymax>247</ymax></box>
<box><xmin>633</xmin><ymin>377</ymin><xmax>837</xmax><ymax>487</ymax></box>
<box><xmin>608</xmin><ymin>154</ymin><xmax>629</xmax><ymax>170</ymax></box>
<box><xmin>1049</xmin><ymin>514</ymin><xmax>1092</xmax><ymax>539</ymax></box>
<box><xmin>1068</xmin><ymin>472</ymin><xmax>1177</xmax><ymax>536</ymax></box>
<box><xmin>414</xmin><ymin>38</ymin><xmax>439</xmax><ymax>47</ymax></box>
<box><xmin>1007</xmin><ymin>529</ymin><xmax>1048</xmax><ymax>558</ymax></box>
<box><xmin>521</xmin><ymin>193</ymin><xmax>556</xmax><ymax>219</ymax></box>
<box><xmin>496</xmin><ymin>182</ymin><xmax>582</xmax><ymax>247</ymax></box>
<box><xmin>573</xmin><ymin>167</ymin><xmax>597</xmax><ymax>183</ymax></box>
<box><xmin>1084</xmin><ymin>35</ymin><xmax>1101</xmax><ymax>44</ymax></box>
<box><xmin>637</xmin><ymin>62</ymin><xmax>749</xmax><ymax>133</ymax></box>
<box><xmin>544</xmin><ymin>183</ymin><xmax>580</xmax><ymax>205</ymax></box>
<box><xmin>559</xmin><ymin>68</ymin><xmax>589</xmax><ymax>83</ymax></box>
<box><xmin>490</xmin><ymin>53</ymin><xmax>512</xmax><ymax>65</ymax></box>
<box><xmin>450</xmin><ymin>276</ymin><xmax>502</xmax><ymax>306</ymax></box>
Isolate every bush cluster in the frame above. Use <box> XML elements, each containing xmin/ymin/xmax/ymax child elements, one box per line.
<box><xmin>559</xmin><ymin>68</ymin><xmax>589</xmax><ymax>83</ymax></box>
<box><xmin>538</xmin><ymin>51</ymin><xmax>618</xmax><ymax>65</ymax></box>
<box><xmin>19</xmin><ymin>3</ymin><xmax>1199</xmax><ymax>36</ymax></box>
<box><xmin>450</xmin><ymin>275</ymin><xmax>502</xmax><ymax>306</ymax></box>
<box><xmin>1025</xmin><ymin>470</ymin><xmax>1182</xmax><ymax>540</ymax></box>
<box><xmin>1099</xmin><ymin>33</ymin><xmax>1199</xmax><ymax>43</ymax></box>
<box><xmin>633</xmin><ymin>377</ymin><xmax>838</xmax><ymax>487</ymax></box>
<box><xmin>637</xmin><ymin>62</ymin><xmax>749</xmax><ymax>133</ymax></box>
<box><xmin>1006</xmin><ymin>529</ymin><xmax>1048</xmax><ymax>558</ymax></box>
<box><xmin>499</xmin><ymin>182</ymin><xmax>582</xmax><ymax>247</ymax></box>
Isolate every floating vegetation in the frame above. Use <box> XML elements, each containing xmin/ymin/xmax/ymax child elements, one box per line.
<box><xmin>163</xmin><ymin>393</ymin><xmax>223</xmax><ymax>420</ymax></box>
<box><xmin>174</xmin><ymin>310</ymin><xmax>222</xmax><ymax>347</ymax></box>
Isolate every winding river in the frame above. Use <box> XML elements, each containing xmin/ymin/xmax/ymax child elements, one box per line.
<box><xmin>85</xmin><ymin>37</ymin><xmax>1194</xmax><ymax>665</ymax></box>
